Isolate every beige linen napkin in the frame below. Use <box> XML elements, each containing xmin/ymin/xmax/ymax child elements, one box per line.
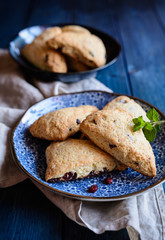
<box><xmin>0</xmin><ymin>49</ymin><xmax>165</xmax><ymax>240</ymax></box>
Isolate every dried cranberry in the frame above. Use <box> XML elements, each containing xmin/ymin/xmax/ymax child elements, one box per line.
<box><xmin>109</xmin><ymin>144</ymin><xmax>117</xmax><ymax>148</ymax></box>
<box><xmin>45</xmin><ymin>54</ymin><xmax>48</xmax><ymax>63</ymax></box>
<box><xmin>88</xmin><ymin>184</ymin><xmax>98</xmax><ymax>193</ymax></box>
<box><xmin>72</xmin><ymin>172</ymin><xmax>77</xmax><ymax>180</ymax></box>
<box><xmin>134</xmin><ymin>162</ymin><xmax>139</xmax><ymax>166</ymax></box>
<box><xmin>105</xmin><ymin>177</ymin><xmax>113</xmax><ymax>185</ymax></box>
<box><xmin>63</xmin><ymin>172</ymin><xmax>73</xmax><ymax>180</ymax></box>
<box><xmin>91</xmin><ymin>119</ymin><xmax>97</xmax><ymax>124</ymax></box>
<box><xmin>76</xmin><ymin>119</ymin><xmax>81</xmax><ymax>124</ymax></box>
<box><xmin>120</xmin><ymin>100</ymin><xmax>127</xmax><ymax>104</ymax></box>
<box><xmin>103</xmin><ymin>167</ymin><xmax>108</xmax><ymax>173</ymax></box>
<box><xmin>89</xmin><ymin>170</ymin><xmax>95</xmax><ymax>176</ymax></box>
<box><xmin>48</xmin><ymin>178</ymin><xmax>60</xmax><ymax>183</ymax></box>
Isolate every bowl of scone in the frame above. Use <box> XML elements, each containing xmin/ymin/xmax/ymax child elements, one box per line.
<box><xmin>9</xmin><ymin>24</ymin><xmax>121</xmax><ymax>82</ymax></box>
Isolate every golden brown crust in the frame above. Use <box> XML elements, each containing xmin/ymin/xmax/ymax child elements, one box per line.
<box><xmin>34</xmin><ymin>27</ymin><xmax>62</xmax><ymax>42</ymax></box>
<box><xmin>47</xmin><ymin>31</ymin><xmax>106</xmax><ymax>68</ymax></box>
<box><xmin>61</xmin><ymin>25</ymin><xmax>91</xmax><ymax>34</ymax></box>
<box><xmin>29</xmin><ymin>105</ymin><xmax>98</xmax><ymax>141</ymax></box>
<box><xmin>21</xmin><ymin>27</ymin><xmax>67</xmax><ymax>73</ymax></box>
<box><xmin>102</xmin><ymin>96</ymin><xmax>149</xmax><ymax>172</ymax></box>
<box><xmin>103</xmin><ymin>96</ymin><xmax>149</xmax><ymax>121</ymax></box>
<box><xmin>45</xmin><ymin>139</ymin><xmax>116</xmax><ymax>181</ymax></box>
<box><xmin>80</xmin><ymin>108</ymin><xmax>156</xmax><ymax>177</ymax></box>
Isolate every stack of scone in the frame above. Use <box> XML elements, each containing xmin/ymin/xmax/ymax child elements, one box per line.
<box><xmin>29</xmin><ymin>96</ymin><xmax>156</xmax><ymax>183</ymax></box>
<box><xmin>21</xmin><ymin>25</ymin><xmax>106</xmax><ymax>73</ymax></box>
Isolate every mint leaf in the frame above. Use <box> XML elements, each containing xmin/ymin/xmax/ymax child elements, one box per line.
<box><xmin>155</xmin><ymin>124</ymin><xmax>161</xmax><ymax>133</ymax></box>
<box><xmin>133</xmin><ymin>116</ymin><xmax>145</xmax><ymax>132</ymax></box>
<box><xmin>144</xmin><ymin>122</ymin><xmax>153</xmax><ymax>131</ymax></box>
<box><xmin>146</xmin><ymin>108</ymin><xmax>159</xmax><ymax>122</ymax></box>
<box><xmin>132</xmin><ymin>108</ymin><xmax>165</xmax><ymax>142</ymax></box>
<box><xmin>143</xmin><ymin>127</ymin><xmax>157</xmax><ymax>143</ymax></box>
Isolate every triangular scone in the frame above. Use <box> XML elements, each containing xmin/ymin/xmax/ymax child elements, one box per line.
<box><xmin>80</xmin><ymin>108</ymin><xmax>156</xmax><ymax>177</ymax></box>
<box><xmin>29</xmin><ymin>105</ymin><xmax>98</xmax><ymax>141</ymax></box>
<box><xmin>47</xmin><ymin>32</ymin><xmax>106</xmax><ymax>68</ymax></box>
<box><xmin>103</xmin><ymin>95</ymin><xmax>149</xmax><ymax>172</ymax></box>
<box><xmin>45</xmin><ymin>139</ymin><xmax>116</xmax><ymax>182</ymax></box>
<box><xmin>103</xmin><ymin>96</ymin><xmax>149</xmax><ymax>121</ymax></box>
<box><xmin>21</xmin><ymin>27</ymin><xmax>67</xmax><ymax>73</ymax></box>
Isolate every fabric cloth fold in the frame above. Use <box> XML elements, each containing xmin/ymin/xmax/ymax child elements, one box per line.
<box><xmin>0</xmin><ymin>49</ymin><xmax>164</xmax><ymax>240</ymax></box>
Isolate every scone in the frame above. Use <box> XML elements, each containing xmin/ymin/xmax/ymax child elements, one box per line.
<box><xmin>80</xmin><ymin>108</ymin><xmax>156</xmax><ymax>177</ymax></box>
<box><xmin>102</xmin><ymin>96</ymin><xmax>150</xmax><ymax>172</ymax></box>
<box><xmin>62</xmin><ymin>25</ymin><xmax>91</xmax><ymax>34</ymax></box>
<box><xmin>47</xmin><ymin>31</ymin><xmax>106</xmax><ymax>68</ymax></box>
<box><xmin>103</xmin><ymin>96</ymin><xmax>149</xmax><ymax>121</ymax></box>
<box><xmin>21</xmin><ymin>27</ymin><xmax>67</xmax><ymax>73</ymax></box>
<box><xmin>29</xmin><ymin>105</ymin><xmax>98</xmax><ymax>141</ymax></box>
<box><xmin>45</xmin><ymin>139</ymin><xmax>117</xmax><ymax>182</ymax></box>
<box><xmin>34</xmin><ymin>26</ymin><xmax>62</xmax><ymax>43</ymax></box>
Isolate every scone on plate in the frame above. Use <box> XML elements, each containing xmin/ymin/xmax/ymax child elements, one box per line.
<box><xmin>29</xmin><ymin>105</ymin><xmax>98</xmax><ymax>141</ymax></box>
<box><xmin>103</xmin><ymin>96</ymin><xmax>149</xmax><ymax>121</ymax></box>
<box><xmin>45</xmin><ymin>139</ymin><xmax>117</xmax><ymax>182</ymax></box>
<box><xmin>80</xmin><ymin>108</ymin><xmax>156</xmax><ymax>177</ymax></box>
<box><xmin>102</xmin><ymin>95</ymin><xmax>150</xmax><ymax>172</ymax></box>
<box><xmin>47</xmin><ymin>31</ymin><xmax>106</xmax><ymax>68</ymax></box>
<box><xmin>21</xmin><ymin>27</ymin><xmax>67</xmax><ymax>73</ymax></box>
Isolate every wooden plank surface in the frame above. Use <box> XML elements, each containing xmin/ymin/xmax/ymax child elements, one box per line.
<box><xmin>114</xmin><ymin>0</ymin><xmax>165</xmax><ymax>113</ymax></box>
<box><xmin>26</xmin><ymin>0</ymin><xmax>74</xmax><ymax>26</ymax></box>
<box><xmin>0</xmin><ymin>180</ymin><xmax>129</xmax><ymax>240</ymax></box>
<box><xmin>0</xmin><ymin>180</ymin><xmax>62</xmax><ymax>240</ymax></box>
<box><xmin>73</xmin><ymin>0</ymin><xmax>131</xmax><ymax>94</ymax></box>
<box><xmin>0</xmin><ymin>0</ymin><xmax>32</xmax><ymax>48</ymax></box>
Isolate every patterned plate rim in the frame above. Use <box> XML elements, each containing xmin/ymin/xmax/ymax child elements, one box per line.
<box><xmin>11</xmin><ymin>91</ymin><xmax>165</xmax><ymax>202</ymax></box>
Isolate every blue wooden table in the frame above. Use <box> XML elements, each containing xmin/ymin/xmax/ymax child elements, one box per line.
<box><xmin>0</xmin><ymin>0</ymin><xmax>165</xmax><ymax>239</ymax></box>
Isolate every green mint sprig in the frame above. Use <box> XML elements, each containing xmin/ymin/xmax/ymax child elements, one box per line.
<box><xmin>132</xmin><ymin>108</ymin><xmax>165</xmax><ymax>143</ymax></box>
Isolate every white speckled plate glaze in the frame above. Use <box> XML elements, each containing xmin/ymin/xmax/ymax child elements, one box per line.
<box><xmin>11</xmin><ymin>91</ymin><xmax>165</xmax><ymax>201</ymax></box>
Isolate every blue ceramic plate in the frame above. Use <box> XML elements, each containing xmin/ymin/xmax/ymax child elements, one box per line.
<box><xmin>9</xmin><ymin>24</ymin><xmax>121</xmax><ymax>83</ymax></box>
<box><xmin>11</xmin><ymin>91</ymin><xmax>165</xmax><ymax>201</ymax></box>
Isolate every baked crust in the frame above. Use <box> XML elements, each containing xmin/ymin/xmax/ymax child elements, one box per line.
<box><xmin>21</xmin><ymin>27</ymin><xmax>67</xmax><ymax>73</ymax></box>
<box><xmin>34</xmin><ymin>27</ymin><xmax>62</xmax><ymax>42</ymax></box>
<box><xmin>47</xmin><ymin>31</ymin><xmax>106</xmax><ymax>68</ymax></box>
<box><xmin>29</xmin><ymin>105</ymin><xmax>98</xmax><ymax>141</ymax></box>
<box><xmin>45</xmin><ymin>139</ymin><xmax>116</xmax><ymax>181</ymax></box>
<box><xmin>61</xmin><ymin>25</ymin><xmax>91</xmax><ymax>34</ymax></box>
<box><xmin>102</xmin><ymin>95</ymin><xmax>150</xmax><ymax>172</ymax></box>
<box><xmin>80</xmin><ymin>108</ymin><xmax>156</xmax><ymax>177</ymax></box>
<box><xmin>103</xmin><ymin>96</ymin><xmax>149</xmax><ymax>121</ymax></box>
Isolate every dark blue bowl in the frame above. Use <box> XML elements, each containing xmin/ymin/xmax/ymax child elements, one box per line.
<box><xmin>9</xmin><ymin>24</ymin><xmax>121</xmax><ymax>83</ymax></box>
